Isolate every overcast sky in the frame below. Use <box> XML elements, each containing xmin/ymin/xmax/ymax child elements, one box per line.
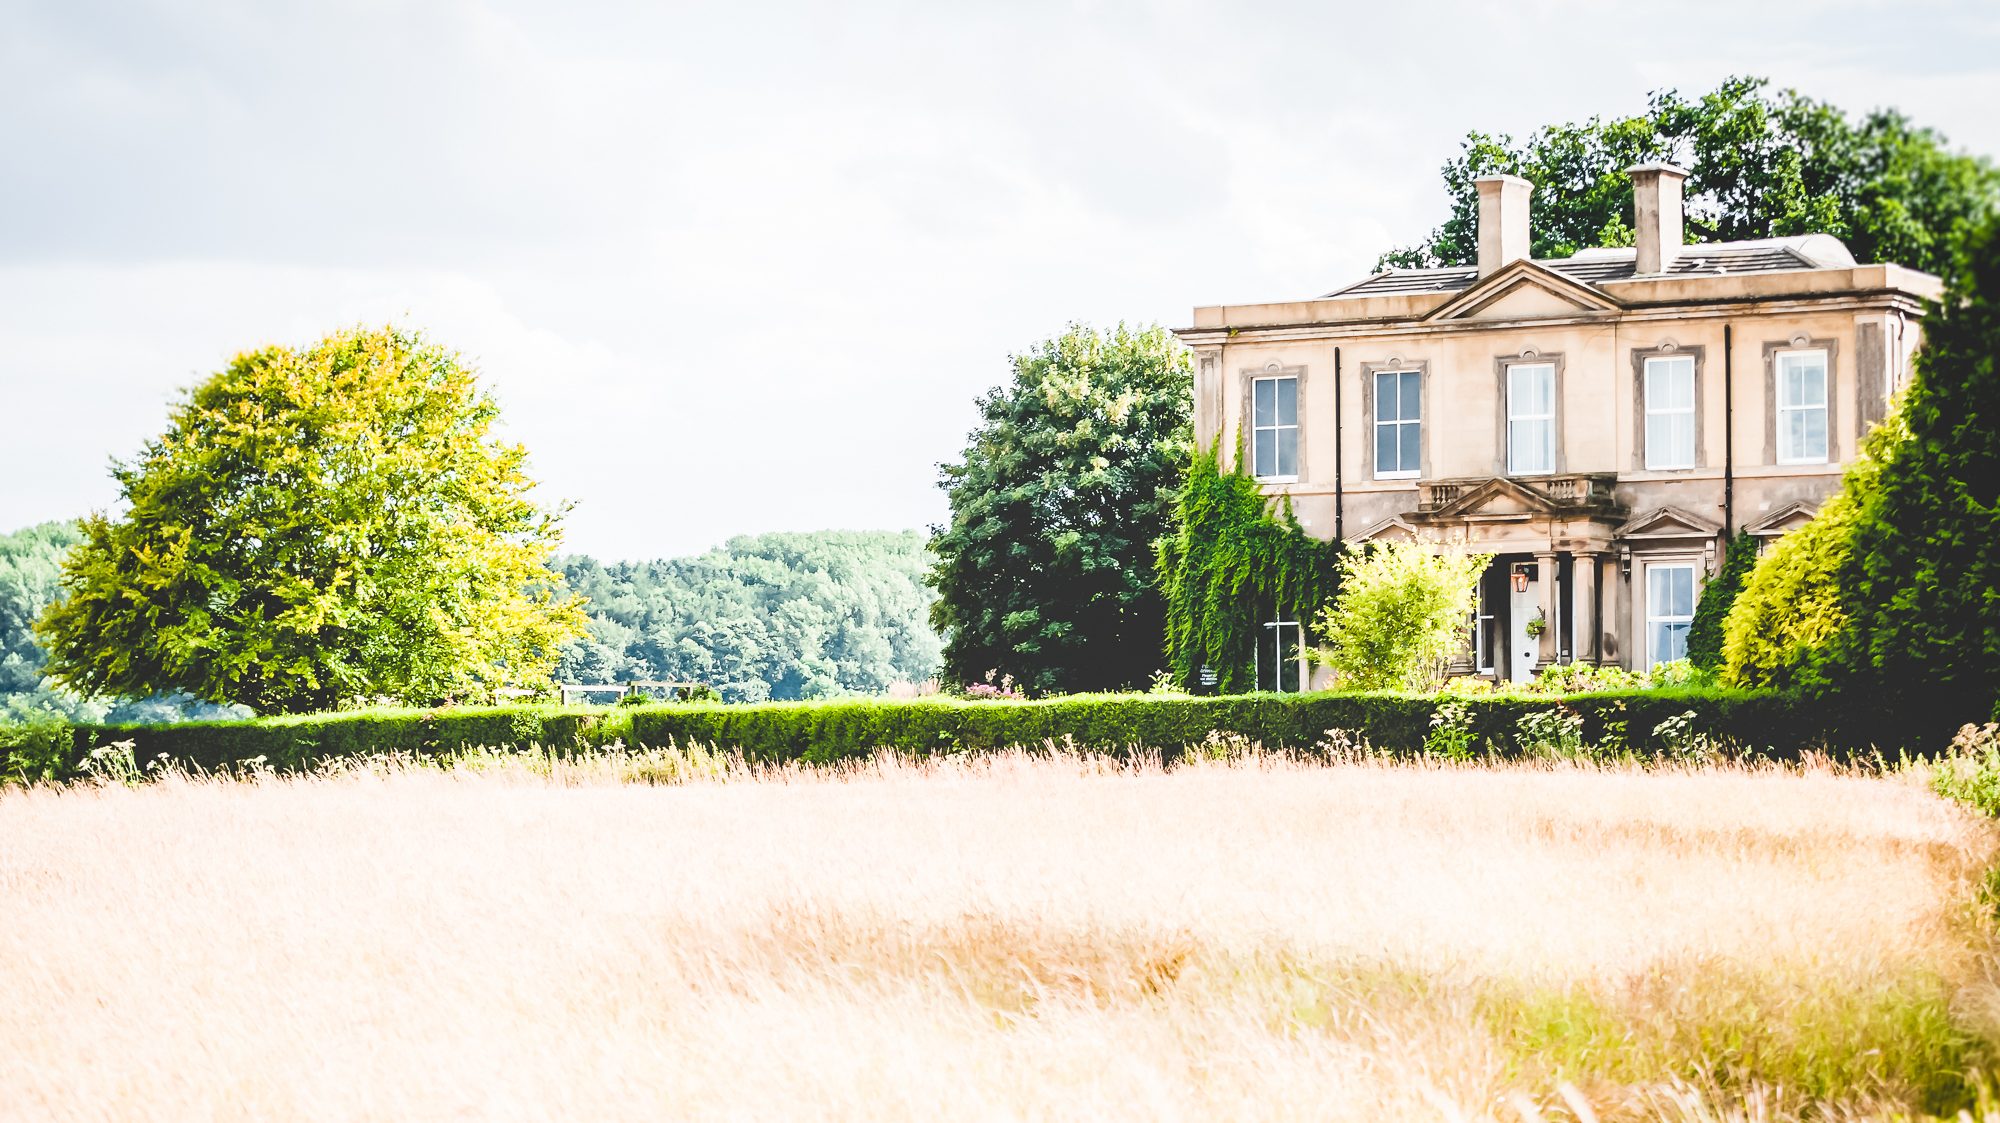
<box><xmin>3</xmin><ymin>0</ymin><xmax>1996</xmax><ymax>559</ymax></box>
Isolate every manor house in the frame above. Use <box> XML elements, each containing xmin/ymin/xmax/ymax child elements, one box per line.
<box><xmin>1175</xmin><ymin>163</ymin><xmax>1940</xmax><ymax>689</ymax></box>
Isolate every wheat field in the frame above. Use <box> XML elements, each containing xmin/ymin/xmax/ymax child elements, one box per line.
<box><xmin>3</xmin><ymin>749</ymin><xmax>1998</xmax><ymax>1121</ymax></box>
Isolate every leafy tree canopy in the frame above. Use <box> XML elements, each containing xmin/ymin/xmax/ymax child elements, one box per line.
<box><xmin>556</xmin><ymin>530</ymin><xmax>942</xmax><ymax>703</ymax></box>
<box><xmin>929</xmin><ymin>323</ymin><xmax>1192</xmax><ymax>695</ymax></box>
<box><xmin>36</xmin><ymin>326</ymin><xmax>586</xmax><ymax>714</ymax></box>
<box><xmin>1380</xmin><ymin>76</ymin><xmax>1997</xmax><ymax>278</ymax></box>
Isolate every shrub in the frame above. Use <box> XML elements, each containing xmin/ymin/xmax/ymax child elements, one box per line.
<box><xmin>1530</xmin><ymin>662</ymin><xmax>1648</xmax><ymax>694</ymax></box>
<box><xmin>1315</xmin><ymin>542</ymin><xmax>1490</xmax><ymax>692</ymax></box>
<box><xmin>1930</xmin><ymin>723</ymin><xmax>2000</xmax><ymax>817</ymax></box>
<box><xmin>1</xmin><ymin>718</ymin><xmax>74</xmax><ymax>785</ymax></box>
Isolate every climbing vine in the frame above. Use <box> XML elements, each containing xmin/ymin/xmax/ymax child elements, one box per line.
<box><xmin>1155</xmin><ymin>441</ymin><xmax>1343</xmax><ymax>693</ymax></box>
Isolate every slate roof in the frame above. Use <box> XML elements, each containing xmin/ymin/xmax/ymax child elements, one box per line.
<box><xmin>1328</xmin><ymin>240</ymin><xmax>1830</xmax><ymax>298</ymax></box>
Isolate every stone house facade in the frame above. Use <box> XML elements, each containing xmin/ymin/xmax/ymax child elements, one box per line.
<box><xmin>1174</xmin><ymin>164</ymin><xmax>1940</xmax><ymax>689</ymax></box>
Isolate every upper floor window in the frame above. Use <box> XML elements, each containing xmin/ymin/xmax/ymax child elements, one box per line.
<box><xmin>1373</xmin><ymin>370</ymin><xmax>1421</xmax><ymax>479</ymax></box>
<box><xmin>1252</xmin><ymin>375</ymin><xmax>1298</xmax><ymax>479</ymax></box>
<box><xmin>1644</xmin><ymin>355</ymin><xmax>1696</xmax><ymax>470</ymax></box>
<box><xmin>1506</xmin><ymin>362</ymin><xmax>1556</xmax><ymax>475</ymax></box>
<box><xmin>1776</xmin><ymin>349</ymin><xmax>1828</xmax><ymax>464</ymax></box>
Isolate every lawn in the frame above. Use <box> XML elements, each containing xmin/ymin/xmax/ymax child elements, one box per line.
<box><xmin>3</xmin><ymin>749</ymin><xmax>1997</xmax><ymax>1121</ymax></box>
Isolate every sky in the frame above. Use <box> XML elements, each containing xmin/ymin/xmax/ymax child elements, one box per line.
<box><xmin>3</xmin><ymin>0</ymin><xmax>1997</xmax><ymax>560</ymax></box>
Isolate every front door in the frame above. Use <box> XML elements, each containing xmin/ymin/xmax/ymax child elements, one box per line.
<box><xmin>1507</xmin><ymin>563</ymin><xmax>1540</xmax><ymax>684</ymax></box>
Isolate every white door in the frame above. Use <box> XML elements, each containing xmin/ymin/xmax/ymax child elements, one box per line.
<box><xmin>1508</xmin><ymin>570</ymin><xmax>1540</xmax><ymax>683</ymax></box>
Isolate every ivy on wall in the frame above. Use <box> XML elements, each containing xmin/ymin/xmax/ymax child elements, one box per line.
<box><xmin>1685</xmin><ymin>531</ymin><xmax>1756</xmax><ymax>672</ymax></box>
<box><xmin>1155</xmin><ymin>442</ymin><xmax>1343</xmax><ymax>693</ymax></box>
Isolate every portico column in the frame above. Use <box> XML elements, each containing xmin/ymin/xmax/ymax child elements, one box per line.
<box><xmin>1572</xmin><ymin>552</ymin><xmax>1601</xmax><ymax>666</ymax></box>
<box><xmin>1535</xmin><ymin>550</ymin><xmax>1561</xmax><ymax>667</ymax></box>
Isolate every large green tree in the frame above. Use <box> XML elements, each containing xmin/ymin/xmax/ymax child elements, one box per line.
<box><xmin>929</xmin><ymin>323</ymin><xmax>1191</xmax><ymax>695</ymax></box>
<box><xmin>1825</xmin><ymin>215</ymin><xmax>2000</xmax><ymax>733</ymax></box>
<box><xmin>38</xmin><ymin>327</ymin><xmax>586</xmax><ymax>714</ymax></box>
<box><xmin>1723</xmin><ymin>215</ymin><xmax>2000</xmax><ymax>741</ymax></box>
<box><xmin>1381</xmin><ymin>76</ymin><xmax>1996</xmax><ymax>277</ymax></box>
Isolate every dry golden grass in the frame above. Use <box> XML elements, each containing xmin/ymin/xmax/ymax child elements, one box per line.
<box><xmin>3</xmin><ymin>749</ymin><xmax>1999</xmax><ymax>1121</ymax></box>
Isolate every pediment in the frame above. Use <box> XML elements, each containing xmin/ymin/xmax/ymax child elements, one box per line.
<box><xmin>1617</xmin><ymin>505</ymin><xmax>1722</xmax><ymax>541</ymax></box>
<box><xmin>1353</xmin><ymin>516</ymin><xmax>1420</xmax><ymax>543</ymax></box>
<box><xmin>1431</xmin><ymin>477</ymin><xmax>1558</xmax><ymax>520</ymax></box>
<box><xmin>1424</xmin><ymin>259</ymin><xmax>1622</xmax><ymax>322</ymax></box>
<box><xmin>1745</xmin><ymin>500</ymin><xmax>1819</xmax><ymax>538</ymax></box>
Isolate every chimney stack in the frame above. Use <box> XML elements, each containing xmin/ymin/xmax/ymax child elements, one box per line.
<box><xmin>1473</xmin><ymin>174</ymin><xmax>1533</xmax><ymax>277</ymax></box>
<box><xmin>1629</xmin><ymin>162</ymin><xmax>1689</xmax><ymax>275</ymax></box>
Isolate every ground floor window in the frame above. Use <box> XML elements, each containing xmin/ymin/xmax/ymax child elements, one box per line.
<box><xmin>1645</xmin><ymin>563</ymin><xmax>1696</xmax><ymax>668</ymax></box>
<box><xmin>1258</xmin><ymin>619</ymin><xmax>1305</xmax><ymax>692</ymax></box>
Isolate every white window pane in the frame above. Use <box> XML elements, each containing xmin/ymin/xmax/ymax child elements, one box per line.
<box><xmin>1509</xmin><ymin>420</ymin><xmax>1552</xmax><ymax>474</ymax></box>
<box><xmin>1400</xmin><ymin>372</ymin><xmax>1422</xmax><ymax>421</ymax></box>
<box><xmin>1254</xmin><ymin>379</ymin><xmax>1275</xmax><ymax>427</ymax></box>
<box><xmin>1254</xmin><ymin>432</ymin><xmax>1276</xmax><ymax>477</ymax></box>
<box><xmin>1375</xmin><ymin>424</ymin><xmax>1397</xmax><ymax>474</ymax></box>
<box><xmin>1375</xmin><ymin>372</ymin><xmax>1399</xmax><ymax>422</ymax></box>
<box><xmin>1672</xmin><ymin>567</ymin><xmax>1694</xmax><ymax>617</ymax></box>
<box><xmin>1798</xmin><ymin>354</ymin><xmax>1826</xmax><ymax>405</ymax></box>
<box><xmin>1652</xmin><ymin>621</ymin><xmax>1689</xmax><ymax>666</ymax></box>
<box><xmin>1802</xmin><ymin>407</ymin><xmax>1826</xmax><ymax>460</ymax></box>
<box><xmin>1276</xmin><ymin>428</ymin><xmax>1298</xmax><ymax>477</ymax></box>
<box><xmin>1275</xmin><ymin>378</ymin><xmax>1297</xmax><ymax>426</ymax></box>
<box><xmin>1397</xmin><ymin>421</ymin><xmax>1421</xmax><ymax>473</ymax></box>
<box><xmin>1647</xmin><ymin>358</ymin><xmax>1694</xmax><ymax>410</ymax></box>
<box><xmin>1648</xmin><ymin>566</ymin><xmax>1670</xmax><ymax>610</ymax></box>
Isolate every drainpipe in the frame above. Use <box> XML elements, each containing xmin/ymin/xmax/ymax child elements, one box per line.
<box><xmin>1333</xmin><ymin>346</ymin><xmax>1344</xmax><ymax>544</ymax></box>
<box><xmin>1722</xmin><ymin>323</ymin><xmax>1734</xmax><ymax>536</ymax></box>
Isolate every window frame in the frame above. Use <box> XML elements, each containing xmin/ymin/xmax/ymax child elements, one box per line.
<box><xmin>1370</xmin><ymin>368</ymin><xmax>1423</xmax><ymax>480</ymax></box>
<box><xmin>1504</xmin><ymin>360</ymin><xmax>1558</xmax><ymax>477</ymax></box>
<box><xmin>1642</xmin><ymin>354</ymin><xmax>1698</xmax><ymax>471</ymax></box>
<box><xmin>1245</xmin><ymin>367</ymin><xmax>1303</xmax><ymax>483</ymax></box>
<box><xmin>1642</xmin><ymin>560</ymin><xmax>1698</xmax><ymax>671</ymax></box>
<box><xmin>1774</xmin><ymin>347</ymin><xmax>1830</xmax><ymax>465</ymax></box>
<box><xmin>1258</xmin><ymin>617</ymin><xmax>1307</xmax><ymax>693</ymax></box>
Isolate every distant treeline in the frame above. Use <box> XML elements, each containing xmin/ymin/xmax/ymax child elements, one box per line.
<box><xmin>0</xmin><ymin>523</ymin><xmax>942</xmax><ymax>719</ymax></box>
<box><xmin>553</xmin><ymin>530</ymin><xmax>942</xmax><ymax>702</ymax></box>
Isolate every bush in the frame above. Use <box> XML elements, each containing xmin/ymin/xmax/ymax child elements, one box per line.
<box><xmin>0</xmin><ymin>688</ymin><xmax>1879</xmax><ymax>783</ymax></box>
<box><xmin>1315</xmin><ymin>542</ymin><xmax>1489</xmax><ymax>691</ymax></box>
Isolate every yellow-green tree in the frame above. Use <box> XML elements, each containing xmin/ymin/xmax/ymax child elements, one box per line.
<box><xmin>37</xmin><ymin>327</ymin><xmax>586</xmax><ymax>714</ymax></box>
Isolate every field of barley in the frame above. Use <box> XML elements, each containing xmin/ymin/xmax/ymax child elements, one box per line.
<box><xmin>4</xmin><ymin>749</ymin><xmax>1999</xmax><ymax>1122</ymax></box>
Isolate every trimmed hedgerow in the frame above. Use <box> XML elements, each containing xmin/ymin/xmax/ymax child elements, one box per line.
<box><xmin>625</xmin><ymin>689</ymin><xmax>1834</xmax><ymax>763</ymax></box>
<box><xmin>11</xmin><ymin>688</ymin><xmax>1861</xmax><ymax>780</ymax></box>
<box><xmin>60</xmin><ymin>705</ymin><xmax>635</xmax><ymax>774</ymax></box>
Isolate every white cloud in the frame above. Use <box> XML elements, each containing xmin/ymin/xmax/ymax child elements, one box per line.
<box><xmin>2</xmin><ymin>0</ymin><xmax>1995</xmax><ymax>558</ymax></box>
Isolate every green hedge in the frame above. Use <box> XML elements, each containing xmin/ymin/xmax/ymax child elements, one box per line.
<box><xmin>626</xmin><ymin>689</ymin><xmax>1833</xmax><ymax>763</ymax></box>
<box><xmin>61</xmin><ymin>705</ymin><xmax>635</xmax><ymax>774</ymax></box>
<box><xmin>11</xmin><ymin>688</ymin><xmax>1862</xmax><ymax>779</ymax></box>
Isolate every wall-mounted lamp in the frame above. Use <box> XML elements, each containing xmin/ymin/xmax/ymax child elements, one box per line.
<box><xmin>1510</xmin><ymin>562</ymin><xmax>1532</xmax><ymax>593</ymax></box>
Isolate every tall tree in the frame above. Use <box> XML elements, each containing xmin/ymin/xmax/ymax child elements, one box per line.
<box><xmin>1380</xmin><ymin>77</ymin><xmax>1997</xmax><ymax>278</ymax></box>
<box><xmin>38</xmin><ymin>327</ymin><xmax>585</xmax><ymax>714</ymax></box>
<box><xmin>929</xmin><ymin>324</ymin><xmax>1192</xmax><ymax>695</ymax></box>
<box><xmin>1826</xmin><ymin>215</ymin><xmax>2000</xmax><ymax>734</ymax></box>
